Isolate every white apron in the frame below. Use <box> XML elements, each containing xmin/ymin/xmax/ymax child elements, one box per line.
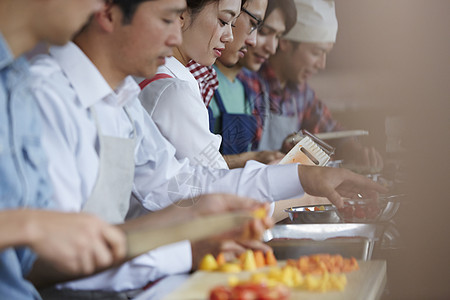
<box><xmin>82</xmin><ymin>107</ymin><xmax>136</xmax><ymax>224</ymax></box>
<box><xmin>257</xmin><ymin>93</ymin><xmax>299</xmax><ymax>151</ymax></box>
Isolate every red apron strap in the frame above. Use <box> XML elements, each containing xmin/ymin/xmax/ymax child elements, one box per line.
<box><xmin>139</xmin><ymin>74</ymin><xmax>173</xmax><ymax>90</ymax></box>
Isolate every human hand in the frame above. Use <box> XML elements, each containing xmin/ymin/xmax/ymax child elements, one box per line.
<box><xmin>280</xmin><ymin>133</ymin><xmax>301</xmax><ymax>154</ymax></box>
<box><xmin>190</xmin><ymin>194</ymin><xmax>268</xmax><ymax>217</ymax></box>
<box><xmin>190</xmin><ymin>200</ymin><xmax>273</xmax><ymax>270</ymax></box>
<box><xmin>28</xmin><ymin>211</ymin><xmax>126</xmax><ymax>276</ymax></box>
<box><xmin>297</xmin><ymin>165</ymin><xmax>388</xmax><ymax>208</ymax></box>
<box><xmin>254</xmin><ymin>151</ymin><xmax>284</xmax><ymax>165</ymax></box>
<box><xmin>192</xmin><ymin>196</ymin><xmax>274</xmax><ymax>240</ymax></box>
<box><xmin>123</xmin><ymin>194</ymin><xmax>272</xmax><ymax>236</ymax></box>
<box><xmin>189</xmin><ymin>194</ymin><xmax>273</xmax><ymax>239</ymax></box>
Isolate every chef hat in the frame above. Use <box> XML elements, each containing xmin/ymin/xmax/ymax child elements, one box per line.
<box><xmin>284</xmin><ymin>0</ymin><xmax>338</xmax><ymax>43</ymax></box>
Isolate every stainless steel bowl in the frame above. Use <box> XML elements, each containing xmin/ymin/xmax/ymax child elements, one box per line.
<box><xmin>336</xmin><ymin>194</ymin><xmax>403</xmax><ymax>223</ymax></box>
<box><xmin>285</xmin><ymin>204</ymin><xmax>341</xmax><ymax>224</ymax></box>
<box><xmin>378</xmin><ymin>195</ymin><xmax>404</xmax><ymax>222</ymax></box>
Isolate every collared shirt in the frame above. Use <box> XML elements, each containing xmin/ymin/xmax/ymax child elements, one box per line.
<box><xmin>30</xmin><ymin>43</ymin><xmax>304</xmax><ymax>291</ymax></box>
<box><xmin>186</xmin><ymin>60</ymin><xmax>219</xmax><ymax>107</ymax></box>
<box><xmin>238</xmin><ymin>63</ymin><xmax>342</xmax><ymax>149</ymax></box>
<box><xmin>0</xmin><ymin>33</ymin><xmax>50</xmax><ymax>300</ymax></box>
<box><xmin>139</xmin><ymin>56</ymin><xmax>229</xmax><ymax>169</ymax></box>
<box><xmin>30</xmin><ymin>42</ymin><xmax>192</xmax><ymax>291</ymax></box>
<box><xmin>138</xmin><ymin>57</ymin><xmax>304</xmax><ymax>202</ymax></box>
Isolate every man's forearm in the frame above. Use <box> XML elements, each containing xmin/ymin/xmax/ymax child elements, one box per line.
<box><xmin>223</xmin><ymin>152</ymin><xmax>257</xmax><ymax>169</ymax></box>
<box><xmin>0</xmin><ymin>210</ymin><xmax>39</xmax><ymax>250</ymax></box>
<box><xmin>118</xmin><ymin>204</ymin><xmax>197</xmax><ymax>232</ymax></box>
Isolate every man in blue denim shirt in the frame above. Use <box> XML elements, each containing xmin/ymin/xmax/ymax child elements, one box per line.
<box><xmin>0</xmin><ymin>1</ymin><xmax>129</xmax><ymax>299</ymax></box>
<box><xmin>0</xmin><ymin>31</ymin><xmax>52</xmax><ymax>300</ymax></box>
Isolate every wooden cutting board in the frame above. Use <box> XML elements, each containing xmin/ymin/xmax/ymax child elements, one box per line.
<box><xmin>163</xmin><ymin>260</ymin><xmax>386</xmax><ymax>300</ymax></box>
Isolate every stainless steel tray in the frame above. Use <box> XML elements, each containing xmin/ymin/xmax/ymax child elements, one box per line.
<box><xmin>264</xmin><ymin>224</ymin><xmax>381</xmax><ymax>241</ymax></box>
<box><xmin>264</xmin><ymin>224</ymin><xmax>383</xmax><ymax>260</ymax></box>
<box><xmin>267</xmin><ymin>238</ymin><xmax>372</xmax><ymax>261</ymax></box>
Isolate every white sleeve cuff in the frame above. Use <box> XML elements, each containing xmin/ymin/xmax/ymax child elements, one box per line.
<box><xmin>267</xmin><ymin>163</ymin><xmax>304</xmax><ymax>201</ymax></box>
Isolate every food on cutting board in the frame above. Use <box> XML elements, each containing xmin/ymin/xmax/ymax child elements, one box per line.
<box><xmin>199</xmin><ymin>250</ymin><xmax>278</xmax><ymax>272</ymax></box>
<box><xmin>208</xmin><ymin>254</ymin><xmax>359</xmax><ymax>298</ymax></box>
<box><xmin>265</xmin><ymin>250</ymin><xmax>277</xmax><ymax>266</ymax></box>
<box><xmin>216</xmin><ymin>252</ymin><xmax>226</xmax><ymax>267</ymax></box>
<box><xmin>209</xmin><ymin>282</ymin><xmax>290</xmax><ymax>300</ymax></box>
<box><xmin>286</xmin><ymin>254</ymin><xmax>359</xmax><ymax>275</ymax></box>
<box><xmin>233</xmin><ymin>265</ymin><xmax>348</xmax><ymax>292</ymax></box>
<box><xmin>199</xmin><ymin>254</ymin><xmax>219</xmax><ymax>271</ymax></box>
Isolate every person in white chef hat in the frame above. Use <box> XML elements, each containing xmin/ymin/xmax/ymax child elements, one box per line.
<box><xmin>242</xmin><ymin>0</ymin><xmax>384</xmax><ymax>173</ymax></box>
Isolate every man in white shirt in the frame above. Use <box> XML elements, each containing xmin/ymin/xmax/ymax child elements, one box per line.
<box><xmin>30</xmin><ymin>0</ymin><xmax>386</xmax><ymax>298</ymax></box>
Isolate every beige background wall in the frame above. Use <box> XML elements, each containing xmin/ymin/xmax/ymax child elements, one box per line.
<box><xmin>310</xmin><ymin>0</ymin><xmax>450</xmax><ymax>110</ymax></box>
<box><xmin>308</xmin><ymin>1</ymin><xmax>450</xmax><ymax>298</ymax></box>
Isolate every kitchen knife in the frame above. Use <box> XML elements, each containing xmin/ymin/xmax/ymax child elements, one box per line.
<box><xmin>126</xmin><ymin>212</ymin><xmax>254</xmax><ymax>258</ymax></box>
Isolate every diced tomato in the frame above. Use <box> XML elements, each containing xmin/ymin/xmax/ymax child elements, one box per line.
<box><xmin>231</xmin><ymin>289</ymin><xmax>258</xmax><ymax>300</ymax></box>
<box><xmin>338</xmin><ymin>206</ymin><xmax>354</xmax><ymax>219</ymax></box>
<box><xmin>354</xmin><ymin>206</ymin><xmax>366</xmax><ymax>219</ymax></box>
<box><xmin>232</xmin><ymin>283</ymin><xmax>263</xmax><ymax>300</ymax></box>
<box><xmin>210</xmin><ymin>286</ymin><xmax>232</xmax><ymax>300</ymax></box>
<box><xmin>366</xmin><ymin>202</ymin><xmax>381</xmax><ymax>219</ymax></box>
<box><xmin>210</xmin><ymin>283</ymin><xmax>290</xmax><ymax>300</ymax></box>
<box><xmin>258</xmin><ymin>285</ymin><xmax>290</xmax><ymax>300</ymax></box>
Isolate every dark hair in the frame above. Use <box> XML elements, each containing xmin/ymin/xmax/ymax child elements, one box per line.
<box><xmin>109</xmin><ymin>0</ymin><xmax>151</xmax><ymax>24</ymax></box>
<box><xmin>112</xmin><ymin>0</ymin><xmax>244</xmax><ymax>25</ymax></box>
<box><xmin>264</xmin><ymin>0</ymin><xmax>297</xmax><ymax>35</ymax></box>
<box><xmin>186</xmin><ymin>0</ymin><xmax>247</xmax><ymax>19</ymax></box>
<box><xmin>183</xmin><ymin>0</ymin><xmax>248</xmax><ymax>29</ymax></box>
<box><xmin>74</xmin><ymin>0</ymin><xmax>152</xmax><ymax>36</ymax></box>
<box><xmin>186</xmin><ymin>0</ymin><xmax>217</xmax><ymax>20</ymax></box>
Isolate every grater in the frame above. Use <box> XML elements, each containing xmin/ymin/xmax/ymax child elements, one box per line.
<box><xmin>279</xmin><ymin>130</ymin><xmax>335</xmax><ymax>166</ymax></box>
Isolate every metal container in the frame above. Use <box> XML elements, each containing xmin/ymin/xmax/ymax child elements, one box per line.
<box><xmin>264</xmin><ymin>224</ymin><xmax>383</xmax><ymax>260</ymax></box>
<box><xmin>267</xmin><ymin>238</ymin><xmax>372</xmax><ymax>261</ymax></box>
<box><xmin>285</xmin><ymin>204</ymin><xmax>341</xmax><ymax>224</ymax></box>
<box><xmin>336</xmin><ymin>194</ymin><xmax>403</xmax><ymax>223</ymax></box>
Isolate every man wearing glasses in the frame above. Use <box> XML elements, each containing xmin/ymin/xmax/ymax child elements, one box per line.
<box><xmin>239</xmin><ymin>0</ymin><xmax>384</xmax><ymax>173</ymax></box>
<box><xmin>209</xmin><ymin>0</ymin><xmax>297</xmax><ymax>168</ymax></box>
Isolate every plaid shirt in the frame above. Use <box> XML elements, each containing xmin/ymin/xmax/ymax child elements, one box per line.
<box><xmin>187</xmin><ymin>60</ymin><xmax>219</xmax><ymax>107</ymax></box>
<box><xmin>238</xmin><ymin>62</ymin><xmax>341</xmax><ymax>148</ymax></box>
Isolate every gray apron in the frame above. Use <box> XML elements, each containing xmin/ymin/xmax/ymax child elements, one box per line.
<box><xmin>82</xmin><ymin>106</ymin><xmax>136</xmax><ymax>225</ymax></box>
<box><xmin>257</xmin><ymin>93</ymin><xmax>298</xmax><ymax>151</ymax></box>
